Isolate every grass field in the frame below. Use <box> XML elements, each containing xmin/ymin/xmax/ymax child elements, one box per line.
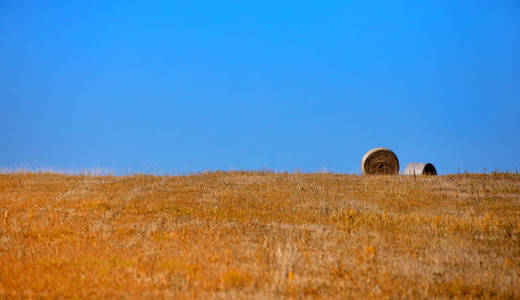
<box><xmin>1</xmin><ymin>171</ymin><xmax>519</xmax><ymax>298</ymax></box>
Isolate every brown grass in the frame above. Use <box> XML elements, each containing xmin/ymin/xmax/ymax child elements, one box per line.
<box><xmin>1</xmin><ymin>171</ymin><xmax>519</xmax><ymax>299</ymax></box>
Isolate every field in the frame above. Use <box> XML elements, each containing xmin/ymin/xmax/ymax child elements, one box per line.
<box><xmin>1</xmin><ymin>171</ymin><xmax>519</xmax><ymax>298</ymax></box>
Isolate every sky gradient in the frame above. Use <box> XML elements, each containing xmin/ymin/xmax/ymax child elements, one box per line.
<box><xmin>1</xmin><ymin>1</ymin><xmax>519</xmax><ymax>174</ymax></box>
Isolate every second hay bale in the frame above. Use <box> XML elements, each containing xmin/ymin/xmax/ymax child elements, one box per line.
<box><xmin>405</xmin><ymin>163</ymin><xmax>437</xmax><ymax>176</ymax></box>
<box><xmin>361</xmin><ymin>148</ymin><xmax>400</xmax><ymax>175</ymax></box>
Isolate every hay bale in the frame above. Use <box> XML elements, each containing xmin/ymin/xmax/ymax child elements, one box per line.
<box><xmin>404</xmin><ymin>162</ymin><xmax>437</xmax><ymax>176</ymax></box>
<box><xmin>361</xmin><ymin>148</ymin><xmax>399</xmax><ymax>175</ymax></box>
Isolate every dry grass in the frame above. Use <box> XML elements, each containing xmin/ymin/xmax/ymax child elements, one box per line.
<box><xmin>0</xmin><ymin>171</ymin><xmax>519</xmax><ymax>299</ymax></box>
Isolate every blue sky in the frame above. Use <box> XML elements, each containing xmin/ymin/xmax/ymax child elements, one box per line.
<box><xmin>1</xmin><ymin>1</ymin><xmax>519</xmax><ymax>174</ymax></box>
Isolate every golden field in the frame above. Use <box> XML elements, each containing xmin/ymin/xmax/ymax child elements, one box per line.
<box><xmin>0</xmin><ymin>171</ymin><xmax>519</xmax><ymax>299</ymax></box>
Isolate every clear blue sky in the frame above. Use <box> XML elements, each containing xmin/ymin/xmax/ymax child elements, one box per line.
<box><xmin>1</xmin><ymin>1</ymin><xmax>519</xmax><ymax>174</ymax></box>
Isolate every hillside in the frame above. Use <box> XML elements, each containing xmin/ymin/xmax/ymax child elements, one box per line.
<box><xmin>1</xmin><ymin>172</ymin><xmax>519</xmax><ymax>298</ymax></box>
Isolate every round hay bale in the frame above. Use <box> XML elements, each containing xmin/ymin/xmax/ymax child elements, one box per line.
<box><xmin>404</xmin><ymin>162</ymin><xmax>437</xmax><ymax>176</ymax></box>
<box><xmin>361</xmin><ymin>148</ymin><xmax>399</xmax><ymax>175</ymax></box>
